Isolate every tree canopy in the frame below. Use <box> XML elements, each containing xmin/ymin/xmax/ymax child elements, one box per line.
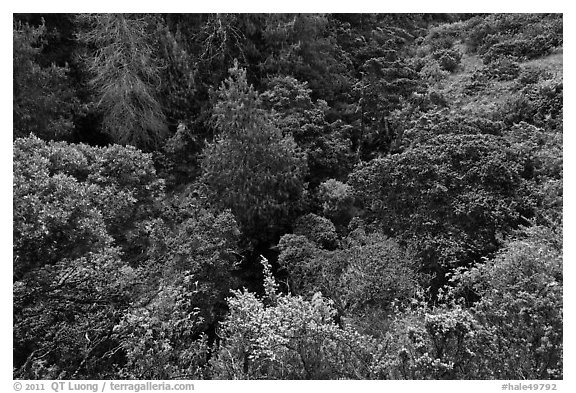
<box><xmin>13</xmin><ymin>13</ymin><xmax>562</xmax><ymax>380</ymax></box>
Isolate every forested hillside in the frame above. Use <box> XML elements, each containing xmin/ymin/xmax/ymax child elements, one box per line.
<box><xmin>13</xmin><ymin>13</ymin><xmax>562</xmax><ymax>380</ymax></box>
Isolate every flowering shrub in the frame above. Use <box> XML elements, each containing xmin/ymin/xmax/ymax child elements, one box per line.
<box><xmin>377</xmin><ymin>225</ymin><xmax>562</xmax><ymax>380</ymax></box>
<box><xmin>210</xmin><ymin>258</ymin><xmax>376</xmax><ymax>379</ymax></box>
<box><xmin>453</xmin><ymin>225</ymin><xmax>563</xmax><ymax>379</ymax></box>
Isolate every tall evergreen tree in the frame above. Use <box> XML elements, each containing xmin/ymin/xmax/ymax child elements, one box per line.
<box><xmin>78</xmin><ymin>14</ymin><xmax>167</xmax><ymax>150</ymax></box>
<box><xmin>200</xmin><ymin>62</ymin><xmax>308</xmax><ymax>243</ymax></box>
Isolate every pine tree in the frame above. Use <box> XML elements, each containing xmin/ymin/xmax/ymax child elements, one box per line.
<box><xmin>201</xmin><ymin>62</ymin><xmax>307</xmax><ymax>243</ymax></box>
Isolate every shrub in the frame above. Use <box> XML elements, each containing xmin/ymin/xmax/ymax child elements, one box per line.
<box><xmin>376</xmin><ymin>305</ymin><xmax>489</xmax><ymax>379</ymax></box>
<box><xmin>453</xmin><ymin>225</ymin><xmax>563</xmax><ymax>379</ymax></box>
<box><xmin>464</xmin><ymin>14</ymin><xmax>562</xmax><ymax>60</ymax></box>
<box><xmin>376</xmin><ymin>225</ymin><xmax>562</xmax><ymax>380</ymax></box>
<box><xmin>419</xmin><ymin>61</ymin><xmax>449</xmax><ymax>82</ymax></box>
<box><xmin>432</xmin><ymin>49</ymin><xmax>462</xmax><ymax>73</ymax></box>
<box><xmin>481</xmin><ymin>57</ymin><xmax>520</xmax><ymax>81</ymax></box>
<box><xmin>517</xmin><ymin>66</ymin><xmax>553</xmax><ymax>86</ymax></box>
<box><xmin>482</xmin><ymin>36</ymin><xmax>557</xmax><ymax>64</ymax></box>
<box><xmin>495</xmin><ymin>78</ymin><xmax>563</xmax><ymax>131</ymax></box>
<box><xmin>209</xmin><ymin>258</ymin><xmax>377</xmax><ymax>379</ymax></box>
<box><xmin>339</xmin><ymin>234</ymin><xmax>420</xmax><ymax>336</ymax></box>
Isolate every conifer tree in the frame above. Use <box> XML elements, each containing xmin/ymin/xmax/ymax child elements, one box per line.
<box><xmin>78</xmin><ymin>14</ymin><xmax>167</xmax><ymax>150</ymax></box>
<box><xmin>201</xmin><ymin>62</ymin><xmax>307</xmax><ymax>243</ymax></box>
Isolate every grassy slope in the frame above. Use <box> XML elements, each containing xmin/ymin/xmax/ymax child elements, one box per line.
<box><xmin>427</xmin><ymin>43</ymin><xmax>563</xmax><ymax>119</ymax></box>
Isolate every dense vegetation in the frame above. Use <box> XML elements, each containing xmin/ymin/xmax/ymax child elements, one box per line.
<box><xmin>13</xmin><ymin>13</ymin><xmax>562</xmax><ymax>380</ymax></box>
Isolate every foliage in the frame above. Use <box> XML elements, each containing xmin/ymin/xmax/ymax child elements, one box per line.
<box><xmin>13</xmin><ymin>136</ymin><xmax>166</xmax><ymax>377</ymax></box>
<box><xmin>144</xmin><ymin>203</ymin><xmax>240</xmax><ymax>329</ymax></box>
<box><xmin>13</xmin><ymin>21</ymin><xmax>77</xmax><ymax>140</ymax></box>
<box><xmin>261</xmin><ymin>14</ymin><xmax>354</xmax><ymax>103</ymax></box>
<box><xmin>14</xmin><ymin>247</ymin><xmax>136</xmax><ymax>378</ymax></box>
<box><xmin>200</xmin><ymin>63</ymin><xmax>308</xmax><ymax>243</ymax></box>
<box><xmin>339</xmin><ymin>233</ymin><xmax>419</xmax><ymax>314</ymax></box>
<box><xmin>432</xmin><ymin>48</ymin><xmax>462</xmax><ymax>73</ymax></box>
<box><xmin>377</xmin><ymin>224</ymin><xmax>562</xmax><ymax>380</ymax></box>
<box><xmin>375</xmin><ymin>303</ymin><xmax>486</xmax><ymax>379</ymax></box>
<box><xmin>13</xmin><ymin>136</ymin><xmax>165</xmax><ymax>274</ymax></box>
<box><xmin>189</xmin><ymin>13</ymin><xmax>261</xmax><ymax>84</ymax></box>
<box><xmin>317</xmin><ymin>179</ymin><xmax>356</xmax><ymax>228</ymax></box>
<box><xmin>482</xmin><ymin>36</ymin><xmax>559</xmax><ymax>64</ymax></box>
<box><xmin>401</xmin><ymin>111</ymin><xmax>504</xmax><ymax>146</ymax></box>
<box><xmin>464</xmin><ymin>14</ymin><xmax>562</xmax><ymax>62</ymax></box>
<box><xmin>419</xmin><ymin>21</ymin><xmax>464</xmax><ymax>52</ymax></box>
<box><xmin>419</xmin><ymin>61</ymin><xmax>449</xmax><ymax>82</ymax></box>
<box><xmin>210</xmin><ymin>258</ymin><xmax>376</xmax><ymax>379</ymax></box>
<box><xmin>350</xmin><ymin>133</ymin><xmax>537</xmax><ymax>277</ymax></box>
<box><xmin>153</xmin><ymin>21</ymin><xmax>197</xmax><ymax>129</ymax></box>
<box><xmin>260</xmin><ymin>75</ymin><xmax>355</xmax><ymax>186</ymax></box>
<box><xmin>13</xmin><ymin>13</ymin><xmax>563</xmax><ymax>380</ymax></box>
<box><xmin>156</xmin><ymin>122</ymin><xmax>204</xmax><ymax>189</ymax></box>
<box><xmin>293</xmin><ymin>213</ymin><xmax>338</xmax><ymax>250</ymax></box>
<box><xmin>278</xmin><ymin>228</ymin><xmax>419</xmax><ymax>333</ymax></box>
<box><xmin>115</xmin><ymin>306</ymin><xmax>210</xmax><ymax>380</ymax></box>
<box><xmin>496</xmin><ymin>77</ymin><xmax>563</xmax><ymax>132</ymax></box>
<box><xmin>454</xmin><ymin>225</ymin><xmax>563</xmax><ymax>379</ymax></box>
<box><xmin>353</xmin><ymin>57</ymin><xmax>423</xmax><ymax>158</ymax></box>
<box><xmin>277</xmin><ymin>234</ymin><xmax>328</xmax><ymax>298</ymax></box>
<box><xmin>517</xmin><ymin>66</ymin><xmax>553</xmax><ymax>86</ymax></box>
<box><xmin>78</xmin><ymin>14</ymin><xmax>168</xmax><ymax>150</ymax></box>
<box><xmin>480</xmin><ymin>57</ymin><xmax>521</xmax><ymax>81</ymax></box>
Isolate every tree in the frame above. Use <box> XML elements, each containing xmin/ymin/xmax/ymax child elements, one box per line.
<box><xmin>352</xmin><ymin>56</ymin><xmax>423</xmax><ymax>159</ymax></box>
<box><xmin>200</xmin><ymin>62</ymin><xmax>307</xmax><ymax>243</ymax></box>
<box><xmin>13</xmin><ymin>136</ymin><xmax>165</xmax><ymax>377</ymax></box>
<box><xmin>12</xmin><ymin>13</ymin><xmax>564</xmax><ymax>381</ymax></box>
<box><xmin>78</xmin><ymin>14</ymin><xmax>168</xmax><ymax>150</ymax></box>
<box><xmin>261</xmin><ymin>14</ymin><xmax>354</xmax><ymax>104</ymax></box>
<box><xmin>13</xmin><ymin>20</ymin><xmax>77</xmax><ymax>140</ymax></box>
<box><xmin>13</xmin><ymin>247</ymin><xmax>135</xmax><ymax>379</ymax></box>
<box><xmin>13</xmin><ymin>136</ymin><xmax>165</xmax><ymax>275</ymax></box>
<box><xmin>141</xmin><ymin>199</ymin><xmax>241</xmax><ymax>332</ymax></box>
<box><xmin>338</xmin><ymin>233</ymin><xmax>420</xmax><ymax>332</ymax></box>
<box><xmin>350</xmin><ymin>133</ymin><xmax>537</xmax><ymax>285</ymax></box>
<box><xmin>278</xmin><ymin>226</ymin><xmax>420</xmax><ymax>337</ymax></box>
<box><xmin>260</xmin><ymin>76</ymin><xmax>355</xmax><ymax>186</ymax></box>
<box><xmin>317</xmin><ymin>179</ymin><xmax>356</xmax><ymax>228</ymax></box>
<box><xmin>292</xmin><ymin>213</ymin><xmax>338</xmax><ymax>250</ymax></box>
<box><xmin>113</xmin><ymin>197</ymin><xmax>241</xmax><ymax>379</ymax></box>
